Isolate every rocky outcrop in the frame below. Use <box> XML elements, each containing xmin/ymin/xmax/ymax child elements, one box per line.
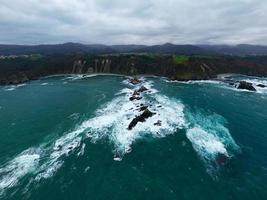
<box><xmin>237</xmin><ymin>81</ymin><xmax>256</xmax><ymax>91</ymax></box>
<box><xmin>257</xmin><ymin>84</ymin><xmax>266</xmax><ymax>88</ymax></box>
<box><xmin>154</xmin><ymin>120</ymin><xmax>162</xmax><ymax>126</ymax></box>
<box><xmin>128</xmin><ymin>109</ymin><xmax>155</xmax><ymax>130</ymax></box>
<box><xmin>137</xmin><ymin>86</ymin><xmax>148</xmax><ymax>93</ymax></box>
<box><xmin>129</xmin><ymin>77</ymin><xmax>141</xmax><ymax>85</ymax></box>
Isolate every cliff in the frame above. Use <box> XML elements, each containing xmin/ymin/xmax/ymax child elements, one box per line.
<box><xmin>0</xmin><ymin>54</ymin><xmax>267</xmax><ymax>85</ymax></box>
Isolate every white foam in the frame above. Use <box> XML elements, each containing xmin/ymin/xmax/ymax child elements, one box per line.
<box><xmin>0</xmin><ymin>78</ymin><xmax>186</xmax><ymax>194</ymax></box>
<box><xmin>82</xmin><ymin>81</ymin><xmax>186</xmax><ymax>157</ymax></box>
<box><xmin>65</xmin><ymin>73</ymin><xmax>124</xmax><ymax>81</ymax></box>
<box><xmin>3</xmin><ymin>83</ymin><xmax>26</xmax><ymax>91</ymax></box>
<box><xmin>0</xmin><ymin>149</ymin><xmax>40</xmax><ymax>192</ymax></box>
<box><xmin>186</xmin><ymin>127</ymin><xmax>228</xmax><ymax>158</ymax></box>
<box><xmin>0</xmin><ymin>77</ymin><xmax>241</xmax><ymax>193</ymax></box>
<box><xmin>35</xmin><ymin>131</ymin><xmax>83</xmax><ymax>180</ymax></box>
<box><xmin>185</xmin><ymin>113</ymin><xmax>239</xmax><ymax>174</ymax></box>
<box><xmin>218</xmin><ymin>74</ymin><xmax>267</xmax><ymax>94</ymax></box>
<box><xmin>165</xmin><ymin>79</ymin><xmax>221</xmax><ymax>85</ymax></box>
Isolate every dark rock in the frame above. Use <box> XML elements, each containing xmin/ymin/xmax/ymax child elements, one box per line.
<box><xmin>137</xmin><ymin>86</ymin><xmax>148</xmax><ymax>93</ymax></box>
<box><xmin>128</xmin><ymin>109</ymin><xmax>155</xmax><ymax>130</ymax></box>
<box><xmin>257</xmin><ymin>84</ymin><xmax>266</xmax><ymax>88</ymax></box>
<box><xmin>129</xmin><ymin>77</ymin><xmax>141</xmax><ymax>85</ymax></box>
<box><xmin>237</xmin><ymin>81</ymin><xmax>256</xmax><ymax>91</ymax></box>
<box><xmin>216</xmin><ymin>153</ymin><xmax>228</xmax><ymax>165</ymax></box>
<box><xmin>157</xmin><ymin>105</ymin><xmax>162</xmax><ymax>108</ymax></box>
<box><xmin>229</xmin><ymin>82</ymin><xmax>235</xmax><ymax>86</ymax></box>
<box><xmin>129</xmin><ymin>96</ymin><xmax>142</xmax><ymax>101</ymax></box>
<box><xmin>133</xmin><ymin>90</ymin><xmax>140</xmax><ymax>96</ymax></box>
<box><xmin>54</xmin><ymin>145</ymin><xmax>62</xmax><ymax>151</ymax></box>
<box><xmin>154</xmin><ymin>120</ymin><xmax>162</xmax><ymax>126</ymax></box>
<box><xmin>139</xmin><ymin>106</ymin><xmax>148</xmax><ymax>111</ymax></box>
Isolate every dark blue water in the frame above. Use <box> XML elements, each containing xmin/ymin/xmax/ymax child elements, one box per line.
<box><xmin>0</xmin><ymin>74</ymin><xmax>266</xmax><ymax>200</ymax></box>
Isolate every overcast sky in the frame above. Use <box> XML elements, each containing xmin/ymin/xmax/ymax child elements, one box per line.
<box><xmin>0</xmin><ymin>0</ymin><xmax>267</xmax><ymax>45</ymax></box>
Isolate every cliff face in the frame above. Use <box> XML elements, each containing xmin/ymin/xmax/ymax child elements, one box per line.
<box><xmin>0</xmin><ymin>54</ymin><xmax>267</xmax><ymax>85</ymax></box>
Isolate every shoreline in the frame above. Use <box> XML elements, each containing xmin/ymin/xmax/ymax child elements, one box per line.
<box><xmin>1</xmin><ymin>72</ymin><xmax>266</xmax><ymax>87</ymax></box>
<box><xmin>0</xmin><ymin>73</ymin><xmax>214</xmax><ymax>86</ymax></box>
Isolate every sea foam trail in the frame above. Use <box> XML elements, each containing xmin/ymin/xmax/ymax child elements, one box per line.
<box><xmin>0</xmin><ymin>149</ymin><xmax>40</xmax><ymax>190</ymax></box>
<box><xmin>185</xmin><ymin>112</ymin><xmax>240</xmax><ymax>175</ymax></box>
<box><xmin>0</xmin><ymin>78</ymin><xmax>187</xmax><ymax>194</ymax></box>
<box><xmin>3</xmin><ymin>84</ymin><xmax>27</xmax><ymax>91</ymax></box>
<box><xmin>0</xmin><ymin>78</ymin><xmax>241</xmax><ymax>195</ymax></box>
<box><xmin>76</xmin><ymin>79</ymin><xmax>187</xmax><ymax>159</ymax></box>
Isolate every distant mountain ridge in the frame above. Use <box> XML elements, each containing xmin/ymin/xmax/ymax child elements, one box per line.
<box><xmin>1</xmin><ymin>42</ymin><xmax>267</xmax><ymax>56</ymax></box>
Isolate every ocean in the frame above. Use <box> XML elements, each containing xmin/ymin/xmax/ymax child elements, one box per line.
<box><xmin>0</xmin><ymin>74</ymin><xmax>267</xmax><ymax>200</ymax></box>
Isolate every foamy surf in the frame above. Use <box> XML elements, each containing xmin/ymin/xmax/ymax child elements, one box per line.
<box><xmin>0</xmin><ymin>77</ymin><xmax>242</xmax><ymax>196</ymax></box>
<box><xmin>3</xmin><ymin>83</ymin><xmax>27</xmax><ymax>91</ymax></box>
<box><xmin>83</xmin><ymin>78</ymin><xmax>187</xmax><ymax>159</ymax></box>
<box><xmin>0</xmin><ymin>149</ymin><xmax>40</xmax><ymax>194</ymax></box>
<box><xmin>185</xmin><ymin>112</ymin><xmax>240</xmax><ymax>175</ymax></box>
<box><xmin>0</xmin><ymin>78</ymin><xmax>187</xmax><ymax>195</ymax></box>
<box><xmin>218</xmin><ymin>74</ymin><xmax>267</xmax><ymax>94</ymax></box>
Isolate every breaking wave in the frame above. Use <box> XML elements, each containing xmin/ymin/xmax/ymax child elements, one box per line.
<box><xmin>84</xmin><ymin>80</ymin><xmax>186</xmax><ymax>159</ymax></box>
<box><xmin>185</xmin><ymin>112</ymin><xmax>240</xmax><ymax>175</ymax></box>
<box><xmin>0</xmin><ymin>78</ymin><xmax>186</xmax><ymax>195</ymax></box>
<box><xmin>219</xmin><ymin>74</ymin><xmax>267</xmax><ymax>94</ymax></box>
<box><xmin>3</xmin><ymin>84</ymin><xmax>27</xmax><ymax>91</ymax></box>
<box><xmin>0</xmin><ymin>77</ymin><xmax>241</xmax><ymax>195</ymax></box>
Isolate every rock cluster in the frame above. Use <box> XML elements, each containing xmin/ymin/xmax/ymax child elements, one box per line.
<box><xmin>126</xmin><ymin>77</ymin><xmax>160</xmax><ymax>130</ymax></box>
<box><xmin>237</xmin><ymin>81</ymin><xmax>256</xmax><ymax>91</ymax></box>
<box><xmin>129</xmin><ymin>85</ymin><xmax>148</xmax><ymax>101</ymax></box>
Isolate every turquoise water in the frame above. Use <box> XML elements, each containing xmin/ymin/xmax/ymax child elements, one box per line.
<box><xmin>0</xmin><ymin>74</ymin><xmax>267</xmax><ymax>200</ymax></box>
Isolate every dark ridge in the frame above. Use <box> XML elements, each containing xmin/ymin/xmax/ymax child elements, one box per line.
<box><xmin>133</xmin><ymin>43</ymin><xmax>206</xmax><ymax>55</ymax></box>
<box><xmin>1</xmin><ymin>43</ymin><xmax>267</xmax><ymax>56</ymax></box>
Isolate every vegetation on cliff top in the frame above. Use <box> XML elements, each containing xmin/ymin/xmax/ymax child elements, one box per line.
<box><xmin>0</xmin><ymin>53</ymin><xmax>267</xmax><ymax>85</ymax></box>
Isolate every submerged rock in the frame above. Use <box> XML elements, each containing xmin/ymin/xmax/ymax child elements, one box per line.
<box><xmin>229</xmin><ymin>82</ymin><xmax>235</xmax><ymax>86</ymax></box>
<box><xmin>237</xmin><ymin>81</ymin><xmax>256</xmax><ymax>91</ymax></box>
<box><xmin>128</xmin><ymin>109</ymin><xmax>155</xmax><ymax>130</ymax></box>
<box><xmin>216</xmin><ymin>153</ymin><xmax>229</xmax><ymax>165</ymax></box>
<box><xmin>154</xmin><ymin>120</ymin><xmax>162</xmax><ymax>126</ymax></box>
<box><xmin>257</xmin><ymin>84</ymin><xmax>266</xmax><ymax>88</ymax></box>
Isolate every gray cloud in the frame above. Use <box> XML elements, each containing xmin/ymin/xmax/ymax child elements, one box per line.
<box><xmin>0</xmin><ymin>0</ymin><xmax>266</xmax><ymax>45</ymax></box>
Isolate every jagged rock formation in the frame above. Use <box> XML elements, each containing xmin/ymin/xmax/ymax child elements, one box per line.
<box><xmin>237</xmin><ymin>81</ymin><xmax>257</xmax><ymax>91</ymax></box>
<box><xmin>128</xmin><ymin>109</ymin><xmax>156</xmax><ymax>130</ymax></box>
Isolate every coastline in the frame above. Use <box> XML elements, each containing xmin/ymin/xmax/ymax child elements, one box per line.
<box><xmin>1</xmin><ymin>72</ymin><xmax>267</xmax><ymax>87</ymax></box>
<box><xmin>1</xmin><ymin>54</ymin><xmax>267</xmax><ymax>86</ymax></box>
